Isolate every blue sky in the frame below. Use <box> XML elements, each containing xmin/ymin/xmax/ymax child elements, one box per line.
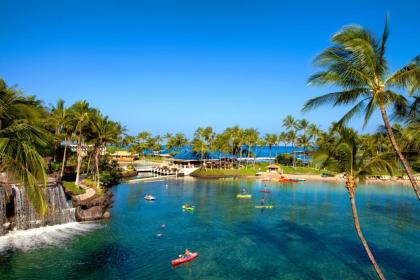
<box><xmin>1</xmin><ymin>0</ymin><xmax>419</xmax><ymax>137</ymax></box>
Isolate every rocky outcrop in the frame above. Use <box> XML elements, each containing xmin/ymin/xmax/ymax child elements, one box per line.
<box><xmin>76</xmin><ymin>206</ymin><xmax>111</xmax><ymax>221</ymax></box>
<box><xmin>74</xmin><ymin>192</ymin><xmax>113</xmax><ymax>222</ymax></box>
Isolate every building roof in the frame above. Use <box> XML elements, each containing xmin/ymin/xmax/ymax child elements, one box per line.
<box><xmin>267</xmin><ymin>164</ymin><xmax>280</xmax><ymax>169</ymax></box>
<box><xmin>111</xmin><ymin>150</ymin><xmax>135</xmax><ymax>157</ymax></box>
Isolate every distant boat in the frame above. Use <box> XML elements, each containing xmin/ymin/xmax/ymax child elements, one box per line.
<box><xmin>291</xmin><ymin>178</ymin><xmax>306</xmax><ymax>182</ymax></box>
<box><xmin>144</xmin><ymin>195</ymin><xmax>156</xmax><ymax>201</ymax></box>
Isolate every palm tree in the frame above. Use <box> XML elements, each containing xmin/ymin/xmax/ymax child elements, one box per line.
<box><xmin>213</xmin><ymin>132</ymin><xmax>231</xmax><ymax>169</ymax></box>
<box><xmin>243</xmin><ymin>128</ymin><xmax>259</xmax><ymax>167</ymax></box>
<box><xmin>202</xmin><ymin>127</ymin><xmax>216</xmax><ymax>165</ymax></box>
<box><xmin>298</xmin><ymin>119</ymin><xmax>310</xmax><ymax>134</ymax></box>
<box><xmin>264</xmin><ymin>133</ymin><xmax>277</xmax><ymax>160</ymax></box>
<box><xmin>68</xmin><ymin>101</ymin><xmax>93</xmax><ymax>185</ymax></box>
<box><xmin>90</xmin><ymin>113</ymin><xmax>123</xmax><ymax>187</ymax></box>
<box><xmin>193</xmin><ymin>127</ymin><xmax>206</xmax><ymax>161</ymax></box>
<box><xmin>286</xmin><ymin>130</ymin><xmax>297</xmax><ymax>167</ymax></box>
<box><xmin>0</xmin><ymin>79</ymin><xmax>50</xmax><ymax>215</ymax></box>
<box><xmin>163</xmin><ymin>133</ymin><xmax>173</xmax><ymax>151</ymax></box>
<box><xmin>167</xmin><ymin>133</ymin><xmax>188</xmax><ymax>155</ymax></box>
<box><xmin>307</xmin><ymin>123</ymin><xmax>322</xmax><ymax>145</ymax></box>
<box><xmin>147</xmin><ymin>135</ymin><xmax>162</xmax><ymax>154</ymax></box>
<box><xmin>314</xmin><ymin>127</ymin><xmax>391</xmax><ymax>280</ymax></box>
<box><xmin>298</xmin><ymin>134</ymin><xmax>311</xmax><ymax>166</ymax></box>
<box><xmin>303</xmin><ymin>18</ymin><xmax>420</xmax><ymax>200</ymax></box>
<box><xmin>224</xmin><ymin>126</ymin><xmax>243</xmax><ymax>167</ymax></box>
<box><xmin>282</xmin><ymin>115</ymin><xmax>297</xmax><ymax>131</ymax></box>
<box><xmin>121</xmin><ymin>135</ymin><xmax>135</xmax><ymax>147</ymax></box>
<box><xmin>278</xmin><ymin>132</ymin><xmax>289</xmax><ymax>155</ymax></box>
<box><xmin>47</xmin><ymin>99</ymin><xmax>66</xmax><ymax>162</ymax></box>
<box><xmin>135</xmin><ymin>131</ymin><xmax>151</xmax><ymax>157</ymax></box>
<box><xmin>283</xmin><ymin>115</ymin><xmax>300</xmax><ymax>167</ymax></box>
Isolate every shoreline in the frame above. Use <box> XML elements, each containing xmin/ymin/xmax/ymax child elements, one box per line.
<box><xmin>191</xmin><ymin>172</ymin><xmax>413</xmax><ymax>186</ymax></box>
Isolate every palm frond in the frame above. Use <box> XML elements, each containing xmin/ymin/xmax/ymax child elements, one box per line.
<box><xmin>336</xmin><ymin>98</ymin><xmax>370</xmax><ymax>127</ymax></box>
<box><xmin>376</xmin><ymin>15</ymin><xmax>389</xmax><ymax>78</ymax></box>
<box><xmin>385</xmin><ymin>55</ymin><xmax>420</xmax><ymax>95</ymax></box>
<box><xmin>362</xmin><ymin>98</ymin><xmax>377</xmax><ymax>128</ymax></box>
<box><xmin>302</xmin><ymin>89</ymin><xmax>368</xmax><ymax>112</ymax></box>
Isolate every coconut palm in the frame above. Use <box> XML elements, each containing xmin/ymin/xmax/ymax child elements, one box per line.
<box><xmin>297</xmin><ymin>134</ymin><xmax>311</xmax><ymax>166</ymax></box>
<box><xmin>264</xmin><ymin>133</ymin><xmax>278</xmax><ymax>160</ymax></box>
<box><xmin>298</xmin><ymin>119</ymin><xmax>310</xmax><ymax>134</ymax></box>
<box><xmin>213</xmin><ymin>132</ymin><xmax>231</xmax><ymax>169</ymax></box>
<box><xmin>314</xmin><ymin>127</ymin><xmax>392</xmax><ymax>280</ymax></box>
<box><xmin>121</xmin><ymin>135</ymin><xmax>135</xmax><ymax>147</ymax></box>
<box><xmin>278</xmin><ymin>132</ymin><xmax>289</xmax><ymax>155</ymax></box>
<box><xmin>243</xmin><ymin>128</ymin><xmax>259</xmax><ymax>167</ymax></box>
<box><xmin>90</xmin><ymin>113</ymin><xmax>123</xmax><ymax>187</ymax></box>
<box><xmin>286</xmin><ymin>130</ymin><xmax>298</xmax><ymax>167</ymax></box>
<box><xmin>0</xmin><ymin>79</ymin><xmax>50</xmax><ymax>215</ymax></box>
<box><xmin>307</xmin><ymin>123</ymin><xmax>322</xmax><ymax>145</ymax></box>
<box><xmin>47</xmin><ymin>99</ymin><xmax>66</xmax><ymax>162</ymax></box>
<box><xmin>224</xmin><ymin>126</ymin><xmax>243</xmax><ymax>167</ymax></box>
<box><xmin>68</xmin><ymin>101</ymin><xmax>94</xmax><ymax>185</ymax></box>
<box><xmin>192</xmin><ymin>127</ymin><xmax>207</xmax><ymax>161</ymax></box>
<box><xmin>167</xmin><ymin>133</ymin><xmax>188</xmax><ymax>155</ymax></box>
<box><xmin>282</xmin><ymin>115</ymin><xmax>298</xmax><ymax>131</ymax></box>
<box><xmin>303</xmin><ymin>18</ymin><xmax>420</xmax><ymax>200</ymax></box>
<box><xmin>135</xmin><ymin>131</ymin><xmax>151</xmax><ymax>157</ymax></box>
<box><xmin>147</xmin><ymin>135</ymin><xmax>162</xmax><ymax>154</ymax></box>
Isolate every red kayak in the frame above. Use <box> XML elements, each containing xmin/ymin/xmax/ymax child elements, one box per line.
<box><xmin>259</xmin><ymin>190</ymin><xmax>272</xmax><ymax>193</ymax></box>
<box><xmin>279</xmin><ymin>178</ymin><xmax>298</xmax><ymax>183</ymax></box>
<box><xmin>171</xmin><ymin>252</ymin><xmax>198</xmax><ymax>266</ymax></box>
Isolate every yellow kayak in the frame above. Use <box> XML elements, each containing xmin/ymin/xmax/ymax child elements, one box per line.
<box><xmin>255</xmin><ymin>205</ymin><xmax>274</xmax><ymax>208</ymax></box>
<box><xmin>237</xmin><ymin>194</ymin><xmax>252</xmax><ymax>198</ymax></box>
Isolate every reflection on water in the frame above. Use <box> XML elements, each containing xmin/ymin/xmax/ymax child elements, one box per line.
<box><xmin>0</xmin><ymin>178</ymin><xmax>418</xmax><ymax>280</ymax></box>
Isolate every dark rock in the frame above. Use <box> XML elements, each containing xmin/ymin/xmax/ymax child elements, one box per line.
<box><xmin>76</xmin><ymin>206</ymin><xmax>104</xmax><ymax>221</ymax></box>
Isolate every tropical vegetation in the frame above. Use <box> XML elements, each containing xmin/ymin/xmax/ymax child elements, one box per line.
<box><xmin>303</xmin><ymin>17</ymin><xmax>420</xmax><ymax>200</ymax></box>
<box><xmin>0</xmin><ymin>78</ymin><xmax>125</xmax><ymax>215</ymax></box>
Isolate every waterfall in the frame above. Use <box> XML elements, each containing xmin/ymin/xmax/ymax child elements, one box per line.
<box><xmin>44</xmin><ymin>184</ymin><xmax>75</xmax><ymax>225</ymax></box>
<box><xmin>0</xmin><ymin>189</ymin><xmax>5</xmax><ymax>236</ymax></box>
<box><xmin>0</xmin><ymin>182</ymin><xmax>76</xmax><ymax>236</ymax></box>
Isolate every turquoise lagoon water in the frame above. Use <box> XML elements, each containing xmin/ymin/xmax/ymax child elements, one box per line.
<box><xmin>0</xmin><ymin>178</ymin><xmax>419</xmax><ymax>279</ymax></box>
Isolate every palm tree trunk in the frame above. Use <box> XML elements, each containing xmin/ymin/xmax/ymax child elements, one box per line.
<box><xmin>253</xmin><ymin>145</ymin><xmax>257</xmax><ymax>167</ymax></box>
<box><xmin>275</xmin><ymin>144</ymin><xmax>278</xmax><ymax>159</ymax></box>
<box><xmin>348</xmin><ymin>189</ymin><xmax>386</xmax><ymax>280</ymax></box>
<box><xmin>60</xmin><ymin>135</ymin><xmax>68</xmax><ymax>178</ymax></box>
<box><xmin>379</xmin><ymin>104</ymin><xmax>420</xmax><ymax>201</ymax></box>
<box><xmin>54</xmin><ymin>127</ymin><xmax>59</xmax><ymax>162</ymax></box>
<box><xmin>75</xmin><ymin>135</ymin><xmax>82</xmax><ymax>185</ymax></box>
<box><xmin>239</xmin><ymin>147</ymin><xmax>243</xmax><ymax>169</ymax></box>
<box><xmin>292</xmin><ymin>143</ymin><xmax>295</xmax><ymax>168</ymax></box>
<box><xmin>95</xmin><ymin>148</ymin><xmax>100</xmax><ymax>187</ymax></box>
<box><xmin>86</xmin><ymin>152</ymin><xmax>92</xmax><ymax>176</ymax></box>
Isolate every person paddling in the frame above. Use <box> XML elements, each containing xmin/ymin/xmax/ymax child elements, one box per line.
<box><xmin>179</xmin><ymin>249</ymin><xmax>192</xmax><ymax>258</ymax></box>
<box><xmin>260</xmin><ymin>197</ymin><xmax>265</xmax><ymax>206</ymax></box>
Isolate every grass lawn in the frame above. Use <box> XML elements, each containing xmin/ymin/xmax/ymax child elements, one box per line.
<box><xmin>82</xmin><ymin>178</ymin><xmax>105</xmax><ymax>196</ymax></box>
<box><xmin>62</xmin><ymin>181</ymin><xmax>86</xmax><ymax>195</ymax></box>
<box><xmin>192</xmin><ymin>163</ymin><xmax>326</xmax><ymax>177</ymax></box>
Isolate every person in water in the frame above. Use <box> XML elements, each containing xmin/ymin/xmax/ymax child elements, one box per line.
<box><xmin>260</xmin><ymin>197</ymin><xmax>265</xmax><ymax>206</ymax></box>
<box><xmin>241</xmin><ymin>188</ymin><xmax>247</xmax><ymax>194</ymax></box>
